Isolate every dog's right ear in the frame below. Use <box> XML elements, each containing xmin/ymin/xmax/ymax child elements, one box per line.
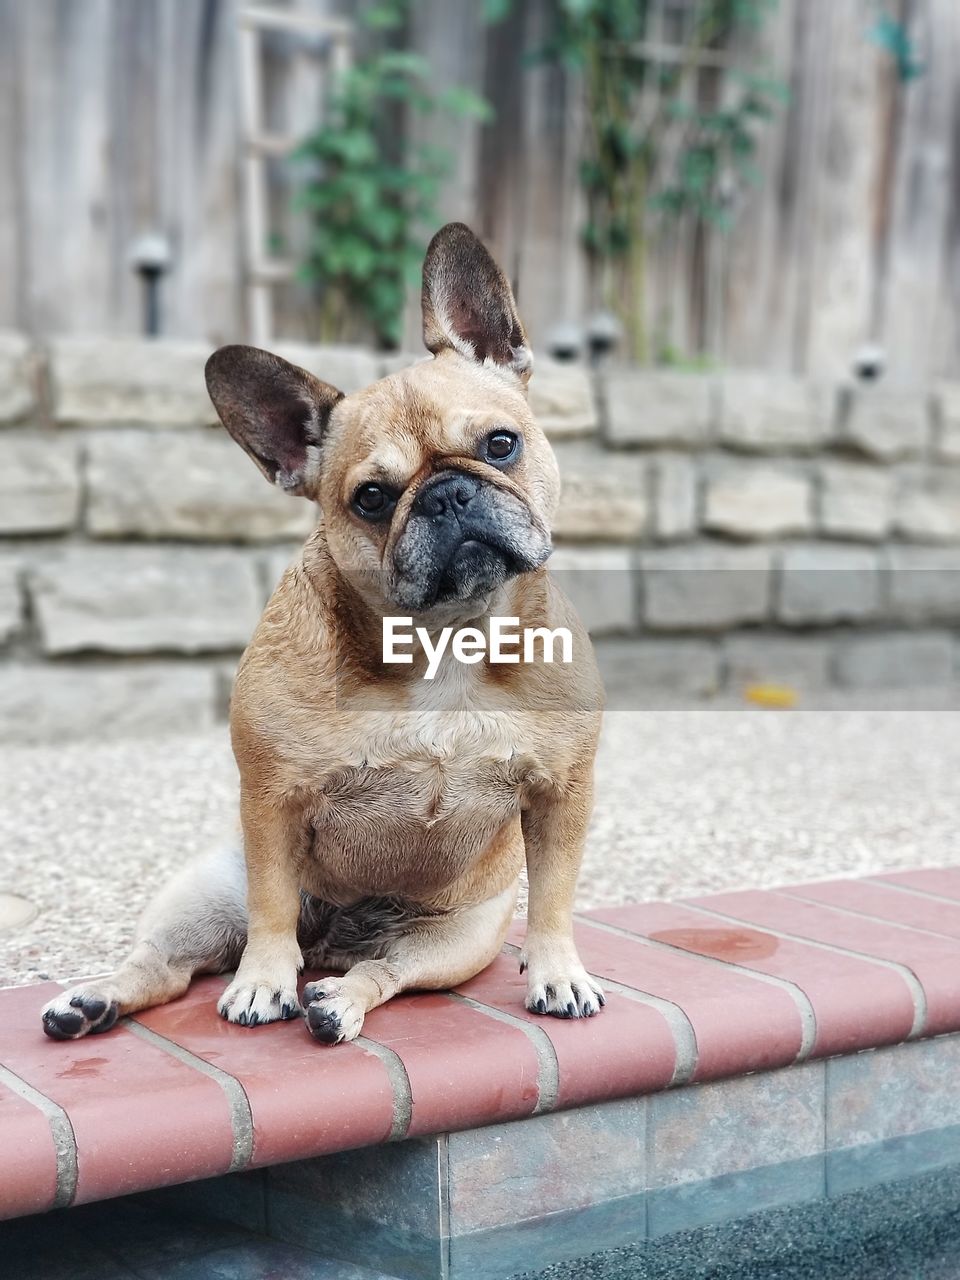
<box><xmin>205</xmin><ymin>345</ymin><xmax>343</xmax><ymax>496</ymax></box>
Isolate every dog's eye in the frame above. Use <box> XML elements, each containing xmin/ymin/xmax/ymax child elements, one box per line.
<box><xmin>352</xmin><ymin>483</ymin><xmax>395</xmax><ymax>520</ymax></box>
<box><xmin>483</xmin><ymin>430</ymin><xmax>520</xmax><ymax>465</ymax></box>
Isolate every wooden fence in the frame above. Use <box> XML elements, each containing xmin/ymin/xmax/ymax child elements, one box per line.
<box><xmin>1</xmin><ymin>0</ymin><xmax>957</xmax><ymax>384</ymax></box>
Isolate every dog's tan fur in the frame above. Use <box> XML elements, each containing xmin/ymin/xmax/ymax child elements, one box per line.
<box><xmin>42</xmin><ymin>223</ymin><xmax>605</xmax><ymax>1045</ymax></box>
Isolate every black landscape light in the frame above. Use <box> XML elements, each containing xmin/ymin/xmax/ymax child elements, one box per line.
<box><xmin>852</xmin><ymin>342</ymin><xmax>887</xmax><ymax>382</ymax></box>
<box><xmin>586</xmin><ymin>310</ymin><xmax>622</xmax><ymax>365</ymax></box>
<box><xmin>129</xmin><ymin>233</ymin><xmax>173</xmax><ymax>338</ymax></box>
<box><xmin>546</xmin><ymin>322</ymin><xmax>584</xmax><ymax>364</ymax></box>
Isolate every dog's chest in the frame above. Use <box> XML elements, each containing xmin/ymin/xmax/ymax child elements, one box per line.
<box><xmin>308</xmin><ymin>705</ymin><xmax>537</xmax><ymax>895</ymax></box>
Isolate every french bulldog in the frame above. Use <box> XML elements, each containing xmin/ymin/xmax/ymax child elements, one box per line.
<box><xmin>41</xmin><ymin>222</ymin><xmax>605</xmax><ymax>1046</ymax></box>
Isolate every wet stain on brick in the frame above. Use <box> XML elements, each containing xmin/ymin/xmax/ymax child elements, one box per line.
<box><xmin>650</xmin><ymin>927</ymin><xmax>779</xmax><ymax>961</ymax></box>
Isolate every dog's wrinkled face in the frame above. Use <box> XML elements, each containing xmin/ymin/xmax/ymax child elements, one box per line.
<box><xmin>323</xmin><ymin>354</ymin><xmax>557</xmax><ymax>620</ymax></box>
<box><xmin>205</xmin><ymin>223</ymin><xmax>559</xmax><ymax>624</ymax></box>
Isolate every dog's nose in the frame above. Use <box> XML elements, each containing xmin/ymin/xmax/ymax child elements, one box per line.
<box><xmin>414</xmin><ymin>473</ymin><xmax>480</xmax><ymax>519</ymax></box>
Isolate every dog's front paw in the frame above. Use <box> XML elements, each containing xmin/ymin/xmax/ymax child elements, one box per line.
<box><xmin>525</xmin><ymin>973</ymin><xmax>605</xmax><ymax>1019</ymax></box>
<box><xmin>42</xmin><ymin>987</ymin><xmax>120</xmax><ymax>1040</ymax></box>
<box><xmin>520</xmin><ymin>937</ymin><xmax>605</xmax><ymax>1019</ymax></box>
<box><xmin>303</xmin><ymin>979</ymin><xmax>365</xmax><ymax>1045</ymax></box>
<box><xmin>217</xmin><ymin>977</ymin><xmax>300</xmax><ymax>1027</ymax></box>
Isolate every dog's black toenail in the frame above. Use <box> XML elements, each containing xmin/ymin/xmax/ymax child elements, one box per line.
<box><xmin>533</xmin><ymin>997</ymin><xmax>547</xmax><ymax>1015</ymax></box>
<box><xmin>597</xmin><ymin>992</ymin><xmax>606</xmax><ymax>1007</ymax></box>
<box><xmin>519</xmin><ymin>959</ymin><xmax>527</xmax><ymax>974</ymax></box>
<box><xmin>566</xmin><ymin>1001</ymin><xmax>578</xmax><ymax>1017</ymax></box>
<box><xmin>280</xmin><ymin>1000</ymin><xmax>299</xmax><ymax>1020</ymax></box>
<box><xmin>248</xmin><ymin>1013</ymin><xmax>260</xmax><ymax>1026</ymax></box>
<box><xmin>236</xmin><ymin>1010</ymin><xmax>248</xmax><ymax>1025</ymax></box>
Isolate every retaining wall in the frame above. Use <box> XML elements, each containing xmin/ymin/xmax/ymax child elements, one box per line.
<box><xmin>2</xmin><ymin>334</ymin><xmax>960</xmax><ymax>739</ymax></box>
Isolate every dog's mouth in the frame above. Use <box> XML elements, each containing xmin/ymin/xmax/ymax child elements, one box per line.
<box><xmin>389</xmin><ymin>471</ymin><xmax>551</xmax><ymax>614</ymax></box>
<box><xmin>434</xmin><ymin>538</ymin><xmax>518</xmax><ymax>607</ymax></box>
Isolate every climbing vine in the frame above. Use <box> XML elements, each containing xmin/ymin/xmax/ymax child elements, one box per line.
<box><xmin>295</xmin><ymin>0</ymin><xmax>784</xmax><ymax>361</ymax></box>
<box><xmin>296</xmin><ymin>1</ymin><xmax>492</xmax><ymax>350</ymax></box>
<box><xmin>537</xmin><ymin>0</ymin><xmax>786</xmax><ymax>362</ymax></box>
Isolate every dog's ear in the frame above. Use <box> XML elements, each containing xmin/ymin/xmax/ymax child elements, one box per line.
<box><xmin>421</xmin><ymin>223</ymin><xmax>532</xmax><ymax>382</ymax></box>
<box><xmin>205</xmin><ymin>345</ymin><xmax>343</xmax><ymax>496</ymax></box>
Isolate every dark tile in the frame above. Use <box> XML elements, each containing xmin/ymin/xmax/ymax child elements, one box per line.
<box><xmin>135</xmin><ymin>1237</ymin><xmax>397</xmax><ymax>1279</ymax></box>
<box><xmin>0</xmin><ymin>1212</ymin><xmax>136</xmax><ymax>1280</ymax></box>
<box><xmin>266</xmin><ymin>1140</ymin><xmax>443</xmax><ymax>1280</ymax></box>
<box><xmin>139</xmin><ymin>1171</ymin><xmax>269</xmax><ymax>1237</ymax></box>
<box><xmin>450</xmin><ymin>1193</ymin><xmax>647</xmax><ymax>1280</ymax></box>
<box><xmin>647</xmin><ymin>1155</ymin><xmax>826</xmax><ymax>1239</ymax></box>
<box><xmin>71</xmin><ymin>1195</ymin><xmax>255</xmax><ymax>1269</ymax></box>
<box><xmin>268</xmin><ymin>1212</ymin><xmax>438</xmax><ymax>1280</ymax></box>
<box><xmin>827</xmin><ymin>1127</ymin><xmax>960</xmax><ymax>1198</ymax></box>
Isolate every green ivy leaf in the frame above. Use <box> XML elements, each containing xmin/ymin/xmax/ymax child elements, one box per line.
<box><xmin>481</xmin><ymin>0</ymin><xmax>513</xmax><ymax>23</ymax></box>
<box><xmin>579</xmin><ymin>159</ymin><xmax>607</xmax><ymax>192</ymax></box>
<box><xmin>581</xmin><ymin>221</ymin><xmax>602</xmax><ymax>254</ymax></box>
<box><xmin>363</xmin><ymin>3</ymin><xmax>407</xmax><ymax>31</ymax></box>
<box><xmin>561</xmin><ymin>0</ymin><xmax>599</xmax><ymax>19</ymax></box>
<box><xmin>376</xmin><ymin>50</ymin><xmax>431</xmax><ymax>77</ymax></box>
<box><xmin>437</xmin><ymin>86</ymin><xmax>495</xmax><ymax>122</ymax></box>
<box><xmin>321</xmin><ymin>129</ymin><xmax>380</xmax><ymax>166</ymax></box>
<box><xmin>871</xmin><ymin>16</ymin><xmax>925</xmax><ymax>81</ymax></box>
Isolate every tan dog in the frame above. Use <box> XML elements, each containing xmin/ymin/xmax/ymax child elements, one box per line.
<box><xmin>41</xmin><ymin>223</ymin><xmax>605</xmax><ymax>1046</ymax></box>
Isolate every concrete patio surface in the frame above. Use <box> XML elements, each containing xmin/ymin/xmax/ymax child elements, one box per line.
<box><xmin>2</xmin><ymin>690</ymin><xmax>959</xmax><ymax>987</ymax></box>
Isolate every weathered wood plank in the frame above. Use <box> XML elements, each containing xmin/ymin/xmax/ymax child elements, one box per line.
<box><xmin>800</xmin><ymin>0</ymin><xmax>885</xmax><ymax>382</ymax></box>
<box><xmin>0</xmin><ymin>0</ymin><xmax>957</xmax><ymax>378</ymax></box>
<box><xmin>882</xmin><ymin>0</ymin><xmax>956</xmax><ymax>385</ymax></box>
<box><xmin>0</xmin><ymin>0</ymin><xmax>23</xmax><ymax>327</ymax></box>
<box><xmin>931</xmin><ymin>1</ymin><xmax>960</xmax><ymax>380</ymax></box>
<box><xmin>720</xmin><ymin>0</ymin><xmax>797</xmax><ymax>370</ymax></box>
<box><xmin>512</xmin><ymin>0</ymin><xmax>588</xmax><ymax>351</ymax></box>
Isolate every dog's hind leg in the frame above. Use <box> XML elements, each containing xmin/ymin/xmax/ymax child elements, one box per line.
<box><xmin>302</xmin><ymin>880</ymin><xmax>518</xmax><ymax>1045</ymax></box>
<box><xmin>41</xmin><ymin>844</ymin><xmax>250</xmax><ymax>1041</ymax></box>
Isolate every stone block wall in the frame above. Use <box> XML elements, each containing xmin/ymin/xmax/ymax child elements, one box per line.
<box><xmin>1</xmin><ymin>334</ymin><xmax>959</xmax><ymax>739</ymax></box>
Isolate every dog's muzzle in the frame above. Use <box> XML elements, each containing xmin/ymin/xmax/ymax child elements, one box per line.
<box><xmin>390</xmin><ymin>470</ymin><xmax>550</xmax><ymax>611</ymax></box>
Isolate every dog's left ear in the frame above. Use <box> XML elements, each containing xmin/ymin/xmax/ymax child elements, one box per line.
<box><xmin>421</xmin><ymin>222</ymin><xmax>532</xmax><ymax>383</ymax></box>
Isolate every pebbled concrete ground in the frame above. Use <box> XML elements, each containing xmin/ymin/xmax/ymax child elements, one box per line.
<box><xmin>2</xmin><ymin>691</ymin><xmax>959</xmax><ymax>986</ymax></box>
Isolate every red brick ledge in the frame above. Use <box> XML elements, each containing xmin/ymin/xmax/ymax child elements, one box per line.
<box><xmin>2</xmin><ymin>866</ymin><xmax>960</xmax><ymax>1220</ymax></box>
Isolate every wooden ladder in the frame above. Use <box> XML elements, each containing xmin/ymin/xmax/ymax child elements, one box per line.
<box><xmin>236</xmin><ymin>5</ymin><xmax>352</xmax><ymax>345</ymax></box>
